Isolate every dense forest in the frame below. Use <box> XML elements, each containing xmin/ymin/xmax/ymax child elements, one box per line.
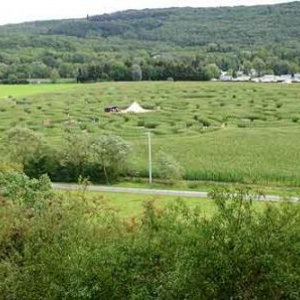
<box><xmin>0</xmin><ymin>1</ymin><xmax>300</xmax><ymax>82</ymax></box>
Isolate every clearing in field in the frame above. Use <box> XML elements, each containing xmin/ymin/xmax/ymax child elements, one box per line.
<box><xmin>1</xmin><ymin>81</ymin><xmax>300</xmax><ymax>186</ymax></box>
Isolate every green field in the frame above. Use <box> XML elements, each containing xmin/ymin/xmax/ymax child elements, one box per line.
<box><xmin>1</xmin><ymin>81</ymin><xmax>300</xmax><ymax>186</ymax></box>
<box><xmin>68</xmin><ymin>191</ymin><xmax>216</xmax><ymax>217</ymax></box>
<box><xmin>0</xmin><ymin>84</ymin><xmax>77</xmax><ymax>99</ymax></box>
<box><xmin>66</xmin><ymin>191</ymin><xmax>269</xmax><ymax>218</ymax></box>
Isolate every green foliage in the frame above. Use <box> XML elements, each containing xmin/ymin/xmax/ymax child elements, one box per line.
<box><xmin>50</xmin><ymin>68</ymin><xmax>60</xmax><ymax>83</ymax></box>
<box><xmin>0</xmin><ymin>163</ymin><xmax>23</xmax><ymax>173</ymax></box>
<box><xmin>61</xmin><ymin>132</ymin><xmax>91</xmax><ymax>179</ymax></box>
<box><xmin>0</xmin><ymin>171</ymin><xmax>53</xmax><ymax>208</ymax></box>
<box><xmin>1</xmin><ymin>185</ymin><xmax>300</xmax><ymax>298</ymax></box>
<box><xmin>253</xmin><ymin>57</ymin><xmax>266</xmax><ymax>77</ymax></box>
<box><xmin>132</xmin><ymin>64</ymin><xmax>142</xmax><ymax>81</ymax></box>
<box><xmin>1</xmin><ymin>127</ymin><xmax>46</xmax><ymax>164</ymax></box>
<box><xmin>154</xmin><ymin>151</ymin><xmax>185</xmax><ymax>180</ymax></box>
<box><xmin>89</xmin><ymin>134</ymin><xmax>132</xmax><ymax>182</ymax></box>
<box><xmin>203</xmin><ymin>63</ymin><xmax>221</xmax><ymax>80</ymax></box>
<box><xmin>0</xmin><ymin>2</ymin><xmax>300</xmax><ymax>82</ymax></box>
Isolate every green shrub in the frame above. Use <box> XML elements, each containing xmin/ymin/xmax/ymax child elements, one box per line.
<box><xmin>137</xmin><ymin>120</ymin><xmax>145</xmax><ymax>127</ymax></box>
<box><xmin>144</xmin><ymin>122</ymin><xmax>159</xmax><ymax>129</ymax></box>
<box><xmin>0</xmin><ymin>171</ymin><xmax>53</xmax><ymax>208</ymax></box>
<box><xmin>123</xmin><ymin>116</ymin><xmax>130</xmax><ymax>122</ymax></box>
<box><xmin>0</xmin><ymin>163</ymin><xmax>23</xmax><ymax>173</ymax></box>
<box><xmin>154</xmin><ymin>151</ymin><xmax>185</xmax><ymax>180</ymax></box>
<box><xmin>1</xmin><ymin>186</ymin><xmax>300</xmax><ymax>298</ymax></box>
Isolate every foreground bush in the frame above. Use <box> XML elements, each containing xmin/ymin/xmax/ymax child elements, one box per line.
<box><xmin>1</xmin><ymin>179</ymin><xmax>300</xmax><ymax>299</ymax></box>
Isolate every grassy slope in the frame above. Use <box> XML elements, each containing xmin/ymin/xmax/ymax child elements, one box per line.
<box><xmin>1</xmin><ymin>81</ymin><xmax>300</xmax><ymax>186</ymax></box>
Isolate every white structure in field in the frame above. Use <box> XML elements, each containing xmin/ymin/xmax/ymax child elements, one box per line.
<box><xmin>123</xmin><ymin>102</ymin><xmax>151</xmax><ymax>113</ymax></box>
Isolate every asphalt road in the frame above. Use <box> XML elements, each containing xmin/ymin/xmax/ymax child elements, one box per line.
<box><xmin>52</xmin><ymin>183</ymin><xmax>299</xmax><ymax>202</ymax></box>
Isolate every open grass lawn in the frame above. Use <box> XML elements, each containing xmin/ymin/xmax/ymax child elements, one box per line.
<box><xmin>1</xmin><ymin>81</ymin><xmax>300</xmax><ymax>186</ymax></box>
<box><xmin>0</xmin><ymin>83</ymin><xmax>77</xmax><ymax>99</ymax></box>
<box><xmin>82</xmin><ymin>192</ymin><xmax>217</xmax><ymax>217</ymax></box>
<box><xmin>64</xmin><ymin>190</ymin><xmax>271</xmax><ymax>217</ymax></box>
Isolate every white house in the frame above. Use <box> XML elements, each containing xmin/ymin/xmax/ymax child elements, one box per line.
<box><xmin>259</xmin><ymin>75</ymin><xmax>279</xmax><ymax>83</ymax></box>
<box><xmin>293</xmin><ymin>74</ymin><xmax>300</xmax><ymax>82</ymax></box>
<box><xmin>219</xmin><ymin>71</ymin><xmax>233</xmax><ymax>81</ymax></box>
<box><xmin>278</xmin><ymin>75</ymin><xmax>293</xmax><ymax>84</ymax></box>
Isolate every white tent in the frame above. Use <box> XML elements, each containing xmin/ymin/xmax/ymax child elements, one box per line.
<box><xmin>123</xmin><ymin>102</ymin><xmax>151</xmax><ymax>113</ymax></box>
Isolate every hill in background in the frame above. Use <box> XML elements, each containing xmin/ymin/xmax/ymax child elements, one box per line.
<box><xmin>0</xmin><ymin>1</ymin><xmax>300</xmax><ymax>82</ymax></box>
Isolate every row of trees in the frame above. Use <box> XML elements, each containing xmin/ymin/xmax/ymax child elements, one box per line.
<box><xmin>77</xmin><ymin>59</ymin><xmax>221</xmax><ymax>82</ymax></box>
<box><xmin>1</xmin><ymin>52</ymin><xmax>298</xmax><ymax>83</ymax></box>
<box><xmin>1</xmin><ymin>127</ymin><xmax>132</xmax><ymax>183</ymax></box>
<box><xmin>0</xmin><ymin>127</ymin><xmax>185</xmax><ymax>183</ymax></box>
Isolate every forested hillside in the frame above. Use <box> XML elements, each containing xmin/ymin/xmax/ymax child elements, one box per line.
<box><xmin>0</xmin><ymin>1</ymin><xmax>300</xmax><ymax>82</ymax></box>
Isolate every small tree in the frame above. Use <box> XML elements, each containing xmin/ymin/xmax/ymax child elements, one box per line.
<box><xmin>253</xmin><ymin>57</ymin><xmax>266</xmax><ymax>77</ymax></box>
<box><xmin>0</xmin><ymin>171</ymin><xmax>53</xmax><ymax>208</ymax></box>
<box><xmin>2</xmin><ymin>127</ymin><xmax>45</xmax><ymax>165</ymax></box>
<box><xmin>89</xmin><ymin>134</ymin><xmax>131</xmax><ymax>182</ymax></box>
<box><xmin>61</xmin><ymin>133</ymin><xmax>91</xmax><ymax>180</ymax></box>
<box><xmin>155</xmin><ymin>151</ymin><xmax>185</xmax><ymax>181</ymax></box>
<box><xmin>203</xmin><ymin>64</ymin><xmax>221</xmax><ymax>80</ymax></box>
<box><xmin>132</xmin><ymin>64</ymin><xmax>142</xmax><ymax>81</ymax></box>
<box><xmin>50</xmin><ymin>69</ymin><xmax>60</xmax><ymax>83</ymax></box>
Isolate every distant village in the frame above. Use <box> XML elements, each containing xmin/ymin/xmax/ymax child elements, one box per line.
<box><xmin>218</xmin><ymin>70</ymin><xmax>300</xmax><ymax>84</ymax></box>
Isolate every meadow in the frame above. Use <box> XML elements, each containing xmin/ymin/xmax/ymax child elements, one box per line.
<box><xmin>0</xmin><ymin>83</ymin><xmax>76</xmax><ymax>99</ymax></box>
<box><xmin>2</xmin><ymin>173</ymin><xmax>300</xmax><ymax>299</ymax></box>
<box><xmin>67</xmin><ymin>191</ymin><xmax>217</xmax><ymax>217</ymax></box>
<box><xmin>1</xmin><ymin>81</ymin><xmax>300</xmax><ymax>186</ymax></box>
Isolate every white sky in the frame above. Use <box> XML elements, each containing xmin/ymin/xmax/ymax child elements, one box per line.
<box><xmin>0</xmin><ymin>0</ymin><xmax>295</xmax><ymax>25</ymax></box>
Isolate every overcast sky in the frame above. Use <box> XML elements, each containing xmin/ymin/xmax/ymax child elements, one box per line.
<box><xmin>0</xmin><ymin>0</ymin><xmax>295</xmax><ymax>25</ymax></box>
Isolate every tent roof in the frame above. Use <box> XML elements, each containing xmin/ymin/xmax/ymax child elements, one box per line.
<box><xmin>124</xmin><ymin>101</ymin><xmax>149</xmax><ymax>113</ymax></box>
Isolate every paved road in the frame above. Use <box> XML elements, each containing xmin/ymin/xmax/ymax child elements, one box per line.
<box><xmin>52</xmin><ymin>183</ymin><xmax>299</xmax><ymax>202</ymax></box>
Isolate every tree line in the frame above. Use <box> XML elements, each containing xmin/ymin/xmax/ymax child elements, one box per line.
<box><xmin>0</xmin><ymin>50</ymin><xmax>299</xmax><ymax>84</ymax></box>
<box><xmin>0</xmin><ymin>127</ymin><xmax>184</xmax><ymax>183</ymax></box>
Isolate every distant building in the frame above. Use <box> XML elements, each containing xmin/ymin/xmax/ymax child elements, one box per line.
<box><xmin>219</xmin><ymin>71</ymin><xmax>233</xmax><ymax>81</ymax></box>
<box><xmin>250</xmin><ymin>74</ymin><xmax>295</xmax><ymax>84</ymax></box>
<box><xmin>293</xmin><ymin>73</ymin><xmax>300</xmax><ymax>82</ymax></box>
<box><xmin>259</xmin><ymin>75</ymin><xmax>278</xmax><ymax>83</ymax></box>
<box><xmin>278</xmin><ymin>75</ymin><xmax>293</xmax><ymax>84</ymax></box>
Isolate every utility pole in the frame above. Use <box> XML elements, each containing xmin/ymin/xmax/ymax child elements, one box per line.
<box><xmin>147</xmin><ymin>132</ymin><xmax>152</xmax><ymax>185</ymax></box>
